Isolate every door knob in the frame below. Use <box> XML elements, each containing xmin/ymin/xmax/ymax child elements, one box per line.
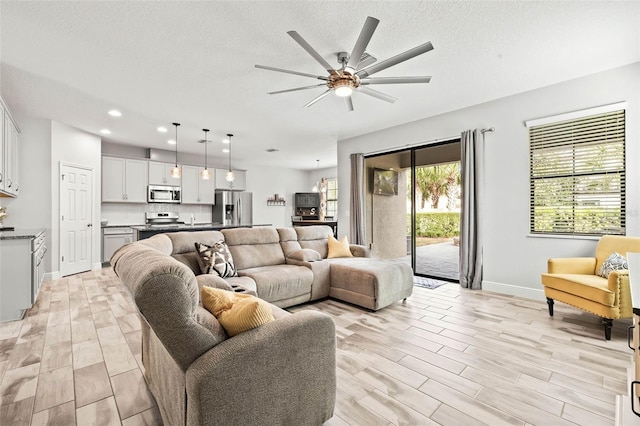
<box><xmin>87</xmin><ymin>223</ymin><xmax>93</xmax><ymax>227</ymax></box>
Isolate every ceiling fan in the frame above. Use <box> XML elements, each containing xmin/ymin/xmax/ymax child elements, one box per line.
<box><xmin>255</xmin><ymin>16</ymin><xmax>434</xmax><ymax>111</ymax></box>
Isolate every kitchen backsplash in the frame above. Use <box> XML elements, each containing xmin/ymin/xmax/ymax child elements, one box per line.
<box><xmin>101</xmin><ymin>203</ymin><xmax>214</xmax><ymax>226</ymax></box>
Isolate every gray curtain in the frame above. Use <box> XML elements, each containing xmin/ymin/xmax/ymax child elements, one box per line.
<box><xmin>459</xmin><ymin>129</ymin><xmax>483</xmax><ymax>289</ymax></box>
<box><xmin>349</xmin><ymin>153</ymin><xmax>365</xmax><ymax>245</ymax></box>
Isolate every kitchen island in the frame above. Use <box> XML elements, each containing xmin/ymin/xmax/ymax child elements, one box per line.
<box><xmin>130</xmin><ymin>223</ymin><xmax>272</xmax><ymax>240</ymax></box>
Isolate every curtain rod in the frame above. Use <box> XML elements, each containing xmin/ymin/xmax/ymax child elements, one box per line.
<box><xmin>365</xmin><ymin>127</ymin><xmax>495</xmax><ymax>157</ymax></box>
<box><xmin>365</xmin><ymin>134</ymin><xmax>460</xmax><ymax>157</ymax></box>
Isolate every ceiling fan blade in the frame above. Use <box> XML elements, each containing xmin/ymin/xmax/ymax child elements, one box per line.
<box><xmin>344</xmin><ymin>96</ymin><xmax>354</xmax><ymax>112</ymax></box>
<box><xmin>287</xmin><ymin>31</ymin><xmax>337</xmax><ymax>75</ymax></box>
<box><xmin>360</xmin><ymin>76</ymin><xmax>432</xmax><ymax>85</ymax></box>
<box><xmin>255</xmin><ymin>64</ymin><xmax>328</xmax><ymax>80</ymax></box>
<box><xmin>356</xmin><ymin>41</ymin><xmax>434</xmax><ymax>79</ymax></box>
<box><xmin>358</xmin><ymin>86</ymin><xmax>397</xmax><ymax>103</ymax></box>
<box><xmin>268</xmin><ymin>84</ymin><xmax>327</xmax><ymax>95</ymax></box>
<box><xmin>345</xmin><ymin>16</ymin><xmax>379</xmax><ymax>74</ymax></box>
<box><xmin>303</xmin><ymin>89</ymin><xmax>332</xmax><ymax>108</ymax></box>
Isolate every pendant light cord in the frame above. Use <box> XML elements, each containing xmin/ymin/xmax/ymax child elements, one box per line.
<box><xmin>172</xmin><ymin>122</ymin><xmax>180</xmax><ymax>166</ymax></box>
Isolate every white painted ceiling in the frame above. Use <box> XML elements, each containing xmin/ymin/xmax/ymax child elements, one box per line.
<box><xmin>1</xmin><ymin>1</ymin><xmax>638</xmax><ymax>170</ymax></box>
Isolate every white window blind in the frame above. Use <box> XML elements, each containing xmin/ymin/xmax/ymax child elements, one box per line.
<box><xmin>529</xmin><ymin>108</ymin><xmax>625</xmax><ymax>236</ymax></box>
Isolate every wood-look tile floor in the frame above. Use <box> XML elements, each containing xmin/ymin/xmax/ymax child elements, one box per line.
<box><xmin>0</xmin><ymin>268</ymin><xmax>633</xmax><ymax>425</ymax></box>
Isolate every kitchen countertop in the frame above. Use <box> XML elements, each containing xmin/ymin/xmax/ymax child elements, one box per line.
<box><xmin>130</xmin><ymin>223</ymin><xmax>272</xmax><ymax>232</ymax></box>
<box><xmin>0</xmin><ymin>228</ymin><xmax>45</xmax><ymax>240</ymax></box>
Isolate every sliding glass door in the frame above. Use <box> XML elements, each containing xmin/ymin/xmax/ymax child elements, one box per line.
<box><xmin>365</xmin><ymin>139</ymin><xmax>461</xmax><ymax>281</ymax></box>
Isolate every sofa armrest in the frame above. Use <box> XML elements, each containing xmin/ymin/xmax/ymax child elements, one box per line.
<box><xmin>287</xmin><ymin>248</ymin><xmax>322</xmax><ymax>262</ymax></box>
<box><xmin>607</xmin><ymin>270</ymin><xmax>633</xmax><ymax>317</ymax></box>
<box><xmin>186</xmin><ymin>310</ymin><xmax>336</xmax><ymax>425</ymax></box>
<box><xmin>547</xmin><ymin>257</ymin><xmax>596</xmax><ymax>274</ymax></box>
<box><xmin>349</xmin><ymin>244</ymin><xmax>370</xmax><ymax>258</ymax></box>
<box><xmin>195</xmin><ymin>274</ymin><xmax>233</xmax><ymax>291</ymax></box>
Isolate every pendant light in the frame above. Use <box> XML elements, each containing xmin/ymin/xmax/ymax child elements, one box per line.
<box><xmin>200</xmin><ymin>128</ymin><xmax>211</xmax><ymax>180</ymax></box>
<box><xmin>170</xmin><ymin>122</ymin><xmax>181</xmax><ymax>178</ymax></box>
<box><xmin>312</xmin><ymin>159</ymin><xmax>320</xmax><ymax>192</ymax></box>
<box><xmin>225</xmin><ymin>133</ymin><xmax>235</xmax><ymax>182</ymax></box>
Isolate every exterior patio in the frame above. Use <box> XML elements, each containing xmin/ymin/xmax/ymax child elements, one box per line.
<box><xmin>404</xmin><ymin>239</ymin><xmax>460</xmax><ymax>281</ymax></box>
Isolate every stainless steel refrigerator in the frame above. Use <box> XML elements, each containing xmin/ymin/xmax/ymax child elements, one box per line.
<box><xmin>212</xmin><ymin>191</ymin><xmax>253</xmax><ymax>226</ymax></box>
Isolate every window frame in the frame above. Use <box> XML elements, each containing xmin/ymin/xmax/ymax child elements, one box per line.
<box><xmin>526</xmin><ymin>102</ymin><xmax>626</xmax><ymax>237</ymax></box>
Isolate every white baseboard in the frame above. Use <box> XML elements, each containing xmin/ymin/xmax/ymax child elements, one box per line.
<box><xmin>45</xmin><ymin>271</ymin><xmax>60</xmax><ymax>281</ymax></box>
<box><xmin>92</xmin><ymin>262</ymin><xmax>103</xmax><ymax>271</ymax></box>
<box><xmin>482</xmin><ymin>280</ymin><xmax>546</xmax><ymax>301</ymax></box>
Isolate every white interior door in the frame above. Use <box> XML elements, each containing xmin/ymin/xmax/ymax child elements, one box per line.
<box><xmin>60</xmin><ymin>164</ymin><xmax>93</xmax><ymax>276</ymax></box>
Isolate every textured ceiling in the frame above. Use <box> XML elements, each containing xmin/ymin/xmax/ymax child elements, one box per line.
<box><xmin>1</xmin><ymin>1</ymin><xmax>638</xmax><ymax>170</ymax></box>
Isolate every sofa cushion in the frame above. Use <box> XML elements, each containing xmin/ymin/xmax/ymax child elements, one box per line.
<box><xmin>288</xmin><ymin>248</ymin><xmax>322</xmax><ymax>262</ymax></box>
<box><xmin>222</xmin><ymin>227</ymin><xmax>286</xmax><ymax>270</ymax></box>
<box><xmin>541</xmin><ymin>273</ymin><xmax>615</xmax><ymax>306</ymax></box>
<box><xmin>167</xmin><ymin>230</ymin><xmax>225</xmax><ymax>255</ymax></box>
<box><xmin>597</xmin><ymin>252</ymin><xmax>628</xmax><ymax>278</ymax></box>
<box><xmin>200</xmin><ymin>287</ymin><xmax>274</xmax><ymax>336</ymax></box>
<box><xmin>278</xmin><ymin>227</ymin><xmax>302</xmax><ymax>257</ymax></box>
<box><xmin>195</xmin><ymin>241</ymin><xmax>237</xmax><ymax>278</ymax></box>
<box><xmin>328</xmin><ymin>235</ymin><xmax>353</xmax><ymax>259</ymax></box>
<box><xmin>239</xmin><ymin>264</ymin><xmax>313</xmax><ymax>304</ymax></box>
<box><xmin>295</xmin><ymin>225</ymin><xmax>334</xmax><ymax>259</ymax></box>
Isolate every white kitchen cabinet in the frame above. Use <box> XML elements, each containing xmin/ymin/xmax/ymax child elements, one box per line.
<box><xmin>102</xmin><ymin>156</ymin><xmax>148</xmax><ymax>202</ymax></box>
<box><xmin>0</xmin><ymin>97</ymin><xmax>20</xmax><ymax>197</ymax></box>
<box><xmin>214</xmin><ymin>169</ymin><xmax>246</xmax><ymax>191</ymax></box>
<box><xmin>181</xmin><ymin>165</ymin><xmax>215</xmax><ymax>204</ymax></box>
<box><xmin>0</xmin><ymin>232</ymin><xmax>44</xmax><ymax>322</ymax></box>
<box><xmin>149</xmin><ymin>161</ymin><xmax>182</xmax><ymax>186</ymax></box>
<box><xmin>0</xmin><ymin>102</ymin><xmax>4</xmax><ymax>193</ymax></box>
<box><xmin>102</xmin><ymin>227</ymin><xmax>134</xmax><ymax>262</ymax></box>
<box><xmin>5</xmin><ymin>116</ymin><xmax>19</xmax><ymax>196</ymax></box>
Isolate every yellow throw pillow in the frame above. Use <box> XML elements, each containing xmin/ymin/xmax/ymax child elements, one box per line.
<box><xmin>200</xmin><ymin>287</ymin><xmax>274</xmax><ymax>336</ymax></box>
<box><xmin>327</xmin><ymin>234</ymin><xmax>353</xmax><ymax>259</ymax></box>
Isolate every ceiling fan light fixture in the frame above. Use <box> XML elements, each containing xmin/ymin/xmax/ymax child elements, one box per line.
<box><xmin>334</xmin><ymin>85</ymin><xmax>353</xmax><ymax>97</ymax></box>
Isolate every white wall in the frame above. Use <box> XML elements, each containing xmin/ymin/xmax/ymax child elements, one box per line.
<box><xmin>51</xmin><ymin>121</ymin><xmax>102</xmax><ymax>276</ymax></box>
<box><xmin>338</xmin><ymin>63</ymin><xmax>640</xmax><ymax>300</ymax></box>
<box><xmin>1</xmin><ymin>112</ymin><xmax>52</xmax><ymax>273</ymax></box>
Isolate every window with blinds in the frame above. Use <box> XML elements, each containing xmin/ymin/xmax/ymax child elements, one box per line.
<box><xmin>529</xmin><ymin>107</ymin><xmax>625</xmax><ymax>236</ymax></box>
<box><xmin>326</xmin><ymin>178</ymin><xmax>338</xmax><ymax>219</ymax></box>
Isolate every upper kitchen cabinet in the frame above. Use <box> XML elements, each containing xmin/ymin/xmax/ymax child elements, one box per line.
<box><xmin>102</xmin><ymin>156</ymin><xmax>148</xmax><ymax>203</ymax></box>
<box><xmin>181</xmin><ymin>165</ymin><xmax>215</xmax><ymax>204</ymax></box>
<box><xmin>149</xmin><ymin>161</ymin><xmax>182</xmax><ymax>186</ymax></box>
<box><xmin>0</xmin><ymin>97</ymin><xmax>20</xmax><ymax>197</ymax></box>
<box><xmin>214</xmin><ymin>169</ymin><xmax>246</xmax><ymax>191</ymax></box>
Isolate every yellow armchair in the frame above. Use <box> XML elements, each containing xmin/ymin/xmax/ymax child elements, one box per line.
<box><xmin>541</xmin><ymin>235</ymin><xmax>640</xmax><ymax>340</ymax></box>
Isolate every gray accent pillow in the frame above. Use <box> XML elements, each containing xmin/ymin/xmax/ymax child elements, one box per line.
<box><xmin>597</xmin><ymin>252</ymin><xmax>628</xmax><ymax>278</ymax></box>
<box><xmin>195</xmin><ymin>241</ymin><xmax>238</xmax><ymax>278</ymax></box>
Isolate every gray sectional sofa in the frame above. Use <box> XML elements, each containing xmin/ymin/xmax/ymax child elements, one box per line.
<box><xmin>110</xmin><ymin>225</ymin><xmax>413</xmax><ymax>425</ymax></box>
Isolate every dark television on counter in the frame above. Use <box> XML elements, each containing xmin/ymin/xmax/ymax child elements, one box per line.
<box><xmin>373</xmin><ymin>168</ymin><xmax>398</xmax><ymax>196</ymax></box>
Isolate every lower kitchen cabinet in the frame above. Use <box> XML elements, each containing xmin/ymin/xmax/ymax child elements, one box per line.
<box><xmin>102</xmin><ymin>227</ymin><xmax>134</xmax><ymax>263</ymax></box>
<box><xmin>0</xmin><ymin>230</ymin><xmax>46</xmax><ymax>322</ymax></box>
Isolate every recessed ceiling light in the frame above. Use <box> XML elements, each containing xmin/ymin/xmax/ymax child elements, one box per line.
<box><xmin>157</xmin><ymin>126</ymin><xmax>168</xmax><ymax>133</ymax></box>
<box><xmin>100</xmin><ymin>129</ymin><xmax>111</xmax><ymax>135</ymax></box>
<box><xmin>167</xmin><ymin>139</ymin><xmax>176</xmax><ymax>145</ymax></box>
<box><xmin>222</xmin><ymin>138</ymin><xmax>230</xmax><ymax>144</ymax></box>
<box><xmin>108</xmin><ymin>110</ymin><xmax>122</xmax><ymax>117</ymax></box>
<box><xmin>222</xmin><ymin>148</ymin><xmax>230</xmax><ymax>153</ymax></box>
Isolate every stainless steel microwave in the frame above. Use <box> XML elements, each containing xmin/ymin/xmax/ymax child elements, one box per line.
<box><xmin>148</xmin><ymin>185</ymin><xmax>181</xmax><ymax>203</ymax></box>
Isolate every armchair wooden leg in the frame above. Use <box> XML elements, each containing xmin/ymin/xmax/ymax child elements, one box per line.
<box><xmin>546</xmin><ymin>298</ymin><xmax>554</xmax><ymax>317</ymax></box>
<box><xmin>603</xmin><ymin>318</ymin><xmax>613</xmax><ymax>340</ymax></box>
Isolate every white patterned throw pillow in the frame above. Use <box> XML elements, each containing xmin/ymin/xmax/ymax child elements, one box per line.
<box><xmin>195</xmin><ymin>241</ymin><xmax>238</xmax><ymax>278</ymax></box>
<box><xmin>597</xmin><ymin>252</ymin><xmax>628</xmax><ymax>278</ymax></box>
